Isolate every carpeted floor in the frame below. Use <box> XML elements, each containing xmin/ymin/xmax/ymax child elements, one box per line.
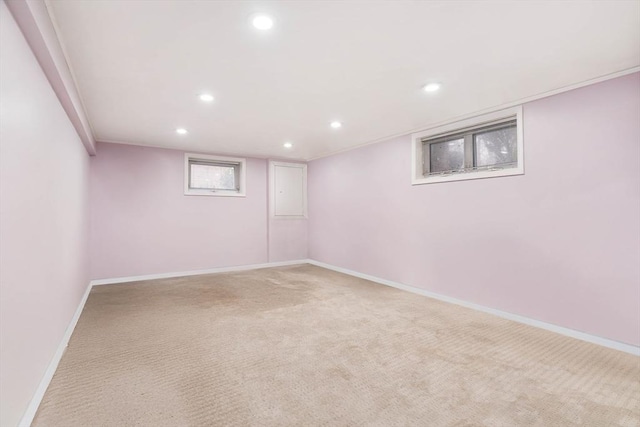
<box><xmin>34</xmin><ymin>264</ymin><xmax>639</xmax><ymax>426</ymax></box>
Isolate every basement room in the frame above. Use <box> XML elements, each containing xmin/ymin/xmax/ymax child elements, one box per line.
<box><xmin>1</xmin><ymin>0</ymin><xmax>639</xmax><ymax>426</ymax></box>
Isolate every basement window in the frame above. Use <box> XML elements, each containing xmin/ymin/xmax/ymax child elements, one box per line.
<box><xmin>411</xmin><ymin>106</ymin><xmax>523</xmax><ymax>185</ymax></box>
<box><xmin>184</xmin><ymin>153</ymin><xmax>246</xmax><ymax>197</ymax></box>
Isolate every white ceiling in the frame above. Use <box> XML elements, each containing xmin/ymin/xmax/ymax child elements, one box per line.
<box><xmin>48</xmin><ymin>0</ymin><xmax>640</xmax><ymax>160</ymax></box>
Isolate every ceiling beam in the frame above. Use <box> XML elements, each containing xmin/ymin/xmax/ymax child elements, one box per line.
<box><xmin>4</xmin><ymin>0</ymin><xmax>96</xmax><ymax>155</ymax></box>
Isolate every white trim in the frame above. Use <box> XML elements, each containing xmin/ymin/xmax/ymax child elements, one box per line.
<box><xmin>307</xmin><ymin>260</ymin><xmax>640</xmax><ymax>356</ymax></box>
<box><xmin>183</xmin><ymin>152</ymin><xmax>247</xmax><ymax>197</ymax></box>
<box><xmin>411</xmin><ymin>106</ymin><xmax>524</xmax><ymax>185</ymax></box>
<box><xmin>18</xmin><ymin>282</ymin><xmax>93</xmax><ymax>427</ymax></box>
<box><xmin>269</xmin><ymin>161</ymin><xmax>308</xmax><ymax>219</ymax></box>
<box><xmin>308</xmin><ymin>66</ymin><xmax>640</xmax><ymax>162</ymax></box>
<box><xmin>19</xmin><ymin>258</ymin><xmax>638</xmax><ymax>427</ymax></box>
<box><xmin>90</xmin><ymin>260</ymin><xmax>310</xmax><ymax>286</ymax></box>
<box><xmin>21</xmin><ymin>260</ymin><xmax>310</xmax><ymax>425</ymax></box>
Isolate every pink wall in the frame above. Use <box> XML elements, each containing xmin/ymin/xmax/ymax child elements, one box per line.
<box><xmin>308</xmin><ymin>73</ymin><xmax>640</xmax><ymax>346</ymax></box>
<box><xmin>0</xmin><ymin>3</ymin><xmax>91</xmax><ymax>426</ymax></box>
<box><xmin>269</xmin><ymin>219</ymin><xmax>308</xmax><ymax>262</ymax></box>
<box><xmin>90</xmin><ymin>143</ymin><xmax>308</xmax><ymax>279</ymax></box>
<box><xmin>90</xmin><ymin>143</ymin><xmax>267</xmax><ymax>279</ymax></box>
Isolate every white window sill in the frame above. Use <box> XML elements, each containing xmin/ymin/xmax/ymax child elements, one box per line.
<box><xmin>184</xmin><ymin>190</ymin><xmax>245</xmax><ymax>197</ymax></box>
<box><xmin>412</xmin><ymin>166</ymin><xmax>523</xmax><ymax>185</ymax></box>
<box><xmin>411</xmin><ymin>106</ymin><xmax>524</xmax><ymax>186</ymax></box>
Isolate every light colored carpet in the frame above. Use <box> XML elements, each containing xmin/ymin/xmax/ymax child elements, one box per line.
<box><xmin>34</xmin><ymin>264</ymin><xmax>639</xmax><ymax>426</ymax></box>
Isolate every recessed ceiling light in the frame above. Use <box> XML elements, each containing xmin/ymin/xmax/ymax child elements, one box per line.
<box><xmin>423</xmin><ymin>82</ymin><xmax>441</xmax><ymax>93</ymax></box>
<box><xmin>176</xmin><ymin>128</ymin><xmax>188</xmax><ymax>135</ymax></box>
<box><xmin>199</xmin><ymin>94</ymin><xmax>214</xmax><ymax>102</ymax></box>
<box><xmin>283</xmin><ymin>142</ymin><xmax>293</xmax><ymax>148</ymax></box>
<box><xmin>330</xmin><ymin>121</ymin><xmax>342</xmax><ymax>129</ymax></box>
<box><xmin>252</xmin><ymin>14</ymin><xmax>274</xmax><ymax>30</ymax></box>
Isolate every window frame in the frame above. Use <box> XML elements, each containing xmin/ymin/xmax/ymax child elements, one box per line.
<box><xmin>184</xmin><ymin>153</ymin><xmax>246</xmax><ymax>197</ymax></box>
<box><xmin>411</xmin><ymin>106</ymin><xmax>524</xmax><ymax>185</ymax></box>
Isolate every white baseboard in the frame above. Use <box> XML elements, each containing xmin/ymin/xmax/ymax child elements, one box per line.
<box><xmin>90</xmin><ymin>259</ymin><xmax>310</xmax><ymax>286</ymax></box>
<box><xmin>307</xmin><ymin>260</ymin><xmax>640</xmax><ymax>356</ymax></box>
<box><xmin>18</xmin><ymin>259</ymin><xmax>311</xmax><ymax>425</ymax></box>
<box><xmin>19</xmin><ymin>282</ymin><xmax>94</xmax><ymax>427</ymax></box>
<box><xmin>20</xmin><ymin>258</ymin><xmax>636</xmax><ymax>427</ymax></box>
